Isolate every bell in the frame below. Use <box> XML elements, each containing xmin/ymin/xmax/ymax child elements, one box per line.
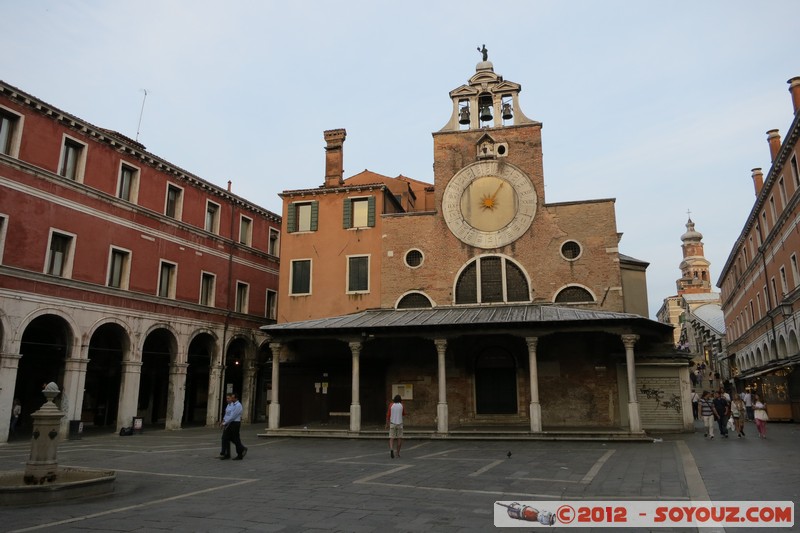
<box><xmin>458</xmin><ymin>107</ymin><xmax>471</xmax><ymax>125</ymax></box>
<box><xmin>502</xmin><ymin>103</ymin><xmax>513</xmax><ymax>120</ymax></box>
<box><xmin>480</xmin><ymin>105</ymin><xmax>493</xmax><ymax>122</ymax></box>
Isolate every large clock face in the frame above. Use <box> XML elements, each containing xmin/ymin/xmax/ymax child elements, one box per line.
<box><xmin>442</xmin><ymin>161</ymin><xmax>536</xmax><ymax>249</ymax></box>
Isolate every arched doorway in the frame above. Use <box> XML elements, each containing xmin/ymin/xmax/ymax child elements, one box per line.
<box><xmin>139</xmin><ymin>328</ymin><xmax>176</xmax><ymax>426</ymax></box>
<box><xmin>15</xmin><ymin>314</ymin><xmax>72</xmax><ymax>432</ymax></box>
<box><xmin>185</xmin><ymin>333</ymin><xmax>214</xmax><ymax>426</ymax></box>
<box><xmin>475</xmin><ymin>349</ymin><xmax>517</xmax><ymax>414</ymax></box>
<box><xmin>84</xmin><ymin>323</ymin><xmax>126</xmax><ymax>429</ymax></box>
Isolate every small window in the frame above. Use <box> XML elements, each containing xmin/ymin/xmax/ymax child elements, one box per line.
<box><xmin>45</xmin><ymin>230</ymin><xmax>75</xmax><ymax>277</ymax></box>
<box><xmin>561</xmin><ymin>240</ymin><xmax>582</xmax><ymax>260</ymax></box>
<box><xmin>791</xmin><ymin>154</ymin><xmax>799</xmax><ymax>189</ymax></box>
<box><xmin>59</xmin><ymin>137</ymin><xmax>86</xmax><ymax>181</ymax></box>
<box><xmin>107</xmin><ymin>247</ymin><xmax>131</xmax><ymax>289</ymax></box>
<box><xmin>268</xmin><ymin>228</ymin><xmax>280</xmax><ymax>256</ymax></box>
<box><xmin>235</xmin><ymin>282</ymin><xmax>249</xmax><ymax>313</ymax></box>
<box><xmin>200</xmin><ymin>272</ymin><xmax>216</xmax><ymax>306</ymax></box>
<box><xmin>405</xmin><ymin>249</ymin><xmax>423</xmax><ymax>268</ymax></box>
<box><xmin>791</xmin><ymin>254</ymin><xmax>799</xmax><ymax>289</ymax></box>
<box><xmin>0</xmin><ymin>107</ymin><xmax>23</xmax><ymax>157</ymax></box>
<box><xmin>158</xmin><ymin>260</ymin><xmax>177</xmax><ymax>299</ymax></box>
<box><xmin>290</xmin><ymin>259</ymin><xmax>311</xmax><ymax>295</ymax></box>
<box><xmin>555</xmin><ymin>286</ymin><xmax>594</xmax><ymax>303</ymax></box>
<box><xmin>780</xmin><ymin>266</ymin><xmax>788</xmax><ymax>296</ymax></box>
<box><xmin>266</xmin><ymin>289</ymin><xmax>277</xmax><ymax>319</ymax></box>
<box><xmin>396</xmin><ymin>292</ymin><xmax>433</xmax><ymax>309</ymax></box>
<box><xmin>778</xmin><ymin>177</ymin><xmax>787</xmax><ymax>208</ymax></box>
<box><xmin>165</xmin><ymin>184</ymin><xmax>183</xmax><ymax>219</ymax></box>
<box><xmin>347</xmin><ymin>255</ymin><xmax>370</xmax><ymax>293</ymax></box>
<box><xmin>205</xmin><ymin>201</ymin><xmax>220</xmax><ymax>234</ymax></box>
<box><xmin>343</xmin><ymin>196</ymin><xmax>375</xmax><ymax>229</ymax></box>
<box><xmin>288</xmin><ymin>201</ymin><xmax>318</xmax><ymax>233</ymax></box>
<box><xmin>239</xmin><ymin>216</ymin><xmax>252</xmax><ymax>246</ymax></box>
<box><xmin>0</xmin><ymin>214</ymin><xmax>7</xmax><ymax>264</ymax></box>
<box><xmin>118</xmin><ymin>163</ymin><xmax>139</xmax><ymax>202</ymax></box>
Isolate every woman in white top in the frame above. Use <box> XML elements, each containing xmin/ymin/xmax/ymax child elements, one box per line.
<box><xmin>752</xmin><ymin>393</ymin><xmax>768</xmax><ymax>439</ymax></box>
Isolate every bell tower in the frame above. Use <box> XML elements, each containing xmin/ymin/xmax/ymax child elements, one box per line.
<box><xmin>677</xmin><ymin>217</ymin><xmax>712</xmax><ymax>294</ymax></box>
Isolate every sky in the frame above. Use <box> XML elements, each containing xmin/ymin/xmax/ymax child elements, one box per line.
<box><xmin>3</xmin><ymin>1</ymin><xmax>799</xmax><ymax>319</ymax></box>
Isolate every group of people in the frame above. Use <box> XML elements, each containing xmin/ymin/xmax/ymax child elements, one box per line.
<box><xmin>694</xmin><ymin>388</ymin><xmax>769</xmax><ymax>440</ymax></box>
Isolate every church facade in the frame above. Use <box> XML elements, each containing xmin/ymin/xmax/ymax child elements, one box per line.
<box><xmin>263</xmin><ymin>57</ymin><xmax>692</xmax><ymax>436</ymax></box>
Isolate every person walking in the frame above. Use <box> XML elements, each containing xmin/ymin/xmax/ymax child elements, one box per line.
<box><xmin>712</xmin><ymin>389</ymin><xmax>730</xmax><ymax>438</ymax></box>
<box><xmin>690</xmin><ymin>389</ymin><xmax>700</xmax><ymax>420</ymax></box>
<box><xmin>385</xmin><ymin>394</ymin><xmax>405</xmax><ymax>458</ymax></box>
<box><xmin>9</xmin><ymin>398</ymin><xmax>21</xmax><ymax>437</ymax></box>
<box><xmin>219</xmin><ymin>393</ymin><xmax>247</xmax><ymax>460</ymax></box>
<box><xmin>742</xmin><ymin>389</ymin><xmax>753</xmax><ymax>421</ymax></box>
<box><xmin>753</xmin><ymin>393</ymin><xmax>769</xmax><ymax>439</ymax></box>
<box><xmin>731</xmin><ymin>394</ymin><xmax>745</xmax><ymax>437</ymax></box>
<box><xmin>699</xmin><ymin>391</ymin><xmax>715</xmax><ymax>439</ymax></box>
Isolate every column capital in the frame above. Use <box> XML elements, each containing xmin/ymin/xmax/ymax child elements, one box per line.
<box><xmin>269</xmin><ymin>341</ymin><xmax>282</xmax><ymax>352</ymax></box>
<box><xmin>434</xmin><ymin>338</ymin><xmax>447</xmax><ymax>352</ymax></box>
<box><xmin>0</xmin><ymin>353</ymin><xmax>23</xmax><ymax>370</ymax></box>
<box><xmin>170</xmin><ymin>362</ymin><xmax>190</xmax><ymax>375</ymax></box>
<box><xmin>121</xmin><ymin>361</ymin><xmax>144</xmax><ymax>372</ymax></box>
<box><xmin>621</xmin><ymin>334</ymin><xmax>640</xmax><ymax>349</ymax></box>
<box><xmin>525</xmin><ymin>336</ymin><xmax>539</xmax><ymax>350</ymax></box>
<box><xmin>348</xmin><ymin>341</ymin><xmax>363</xmax><ymax>354</ymax></box>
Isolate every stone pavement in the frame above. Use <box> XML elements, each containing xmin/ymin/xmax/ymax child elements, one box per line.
<box><xmin>0</xmin><ymin>419</ymin><xmax>797</xmax><ymax>532</ymax></box>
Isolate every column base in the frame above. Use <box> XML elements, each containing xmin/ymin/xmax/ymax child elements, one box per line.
<box><xmin>437</xmin><ymin>403</ymin><xmax>448</xmax><ymax>434</ymax></box>
<box><xmin>349</xmin><ymin>404</ymin><xmax>361</xmax><ymax>432</ymax></box>
<box><xmin>268</xmin><ymin>403</ymin><xmax>281</xmax><ymax>429</ymax></box>
<box><xmin>627</xmin><ymin>402</ymin><xmax>642</xmax><ymax>432</ymax></box>
<box><xmin>529</xmin><ymin>402</ymin><xmax>542</xmax><ymax>432</ymax></box>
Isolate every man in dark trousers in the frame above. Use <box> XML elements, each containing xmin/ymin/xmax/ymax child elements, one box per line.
<box><xmin>219</xmin><ymin>393</ymin><xmax>247</xmax><ymax>460</ymax></box>
<box><xmin>711</xmin><ymin>389</ymin><xmax>731</xmax><ymax>439</ymax></box>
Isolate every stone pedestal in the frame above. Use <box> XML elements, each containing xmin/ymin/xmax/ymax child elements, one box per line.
<box><xmin>24</xmin><ymin>383</ymin><xmax>65</xmax><ymax>485</ymax></box>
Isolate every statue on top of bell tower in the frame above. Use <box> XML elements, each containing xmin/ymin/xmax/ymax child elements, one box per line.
<box><xmin>477</xmin><ymin>44</ymin><xmax>488</xmax><ymax>62</ymax></box>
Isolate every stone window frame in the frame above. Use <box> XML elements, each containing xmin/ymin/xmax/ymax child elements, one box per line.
<box><xmin>559</xmin><ymin>239</ymin><xmax>583</xmax><ymax>261</ymax></box>
<box><xmin>404</xmin><ymin>248</ymin><xmax>424</xmax><ymax>269</ymax></box>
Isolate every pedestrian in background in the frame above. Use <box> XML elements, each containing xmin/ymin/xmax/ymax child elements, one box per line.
<box><xmin>712</xmin><ymin>390</ymin><xmax>730</xmax><ymax>438</ymax></box>
<box><xmin>691</xmin><ymin>389</ymin><xmax>699</xmax><ymax>420</ymax></box>
<box><xmin>742</xmin><ymin>389</ymin><xmax>753</xmax><ymax>421</ymax></box>
<box><xmin>9</xmin><ymin>398</ymin><xmax>21</xmax><ymax>437</ymax></box>
<box><xmin>753</xmin><ymin>393</ymin><xmax>769</xmax><ymax>439</ymax></box>
<box><xmin>219</xmin><ymin>393</ymin><xmax>247</xmax><ymax>460</ymax></box>
<box><xmin>386</xmin><ymin>394</ymin><xmax>405</xmax><ymax>458</ymax></box>
<box><xmin>731</xmin><ymin>394</ymin><xmax>745</xmax><ymax>437</ymax></box>
<box><xmin>699</xmin><ymin>391</ymin><xmax>715</xmax><ymax>439</ymax></box>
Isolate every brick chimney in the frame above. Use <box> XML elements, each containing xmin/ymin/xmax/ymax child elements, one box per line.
<box><xmin>751</xmin><ymin>168</ymin><xmax>764</xmax><ymax>196</ymax></box>
<box><xmin>324</xmin><ymin>128</ymin><xmax>346</xmax><ymax>187</ymax></box>
<box><xmin>788</xmin><ymin>76</ymin><xmax>800</xmax><ymax>115</ymax></box>
<box><xmin>767</xmin><ymin>129</ymin><xmax>781</xmax><ymax>162</ymax></box>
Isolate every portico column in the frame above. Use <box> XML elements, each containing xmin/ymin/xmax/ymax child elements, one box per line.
<box><xmin>268</xmin><ymin>342</ymin><xmax>281</xmax><ymax>429</ymax></box>
<box><xmin>622</xmin><ymin>334</ymin><xmax>642</xmax><ymax>433</ymax></box>
<box><xmin>241</xmin><ymin>359</ymin><xmax>257</xmax><ymax>424</ymax></box>
<box><xmin>207</xmin><ymin>364</ymin><xmax>224</xmax><ymax>426</ymax></box>
<box><xmin>526</xmin><ymin>337</ymin><xmax>542</xmax><ymax>432</ymax></box>
<box><xmin>117</xmin><ymin>360</ymin><xmax>143</xmax><ymax>430</ymax></box>
<box><xmin>165</xmin><ymin>362</ymin><xmax>189</xmax><ymax>430</ymax></box>
<box><xmin>434</xmin><ymin>339</ymin><xmax>448</xmax><ymax>434</ymax></box>
<box><xmin>60</xmin><ymin>354</ymin><xmax>90</xmax><ymax>438</ymax></box>
<box><xmin>0</xmin><ymin>353</ymin><xmax>23</xmax><ymax>443</ymax></box>
<box><xmin>349</xmin><ymin>341</ymin><xmax>362</xmax><ymax>433</ymax></box>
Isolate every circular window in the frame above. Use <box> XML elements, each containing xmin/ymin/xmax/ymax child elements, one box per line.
<box><xmin>405</xmin><ymin>249</ymin><xmax>423</xmax><ymax>268</ymax></box>
<box><xmin>560</xmin><ymin>240</ymin><xmax>582</xmax><ymax>260</ymax></box>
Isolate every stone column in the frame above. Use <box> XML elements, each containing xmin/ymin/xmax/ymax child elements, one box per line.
<box><xmin>268</xmin><ymin>342</ymin><xmax>281</xmax><ymax>429</ymax></box>
<box><xmin>526</xmin><ymin>337</ymin><xmax>542</xmax><ymax>432</ymax></box>
<box><xmin>0</xmin><ymin>353</ymin><xmax>22</xmax><ymax>443</ymax></box>
<box><xmin>59</xmin><ymin>355</ymin><xmax>90</xmax><ymax>438</ymax></box>
<box><xmin>349</xmin><ymin>341</ymin><xmax>362</xmax><ymax>433</ymax></box>
<box><xmin>241</xmin><ymin>359</ymin><xmax>257</xmax><ymax>424</ymax></box>
<box><xmin>622</xmin><ymin>334</ymin><xmax>642</xmax><ymax>433</ymax></box>
<box><xmin>434</xmin><ymin>339</ymin><xmax>448</xmax><ymax>434</ymax></box>
<box><xmin>165</xmin><ymin>362</ymin><xmax>189</xmax><ymax>430</ymax></box>
<box><xmin>116</xmin><ymin>361</ymin><xmax>143</xmax><ymax>431</ymax></box>
<box><xmin>207</xmin><ymin>364</ymin><xmax>224</xmax><ymax>427</ymax></box>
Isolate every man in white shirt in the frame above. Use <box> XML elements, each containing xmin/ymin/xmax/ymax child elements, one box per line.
<box><xmin>742</xmin><ymin>390</ymin><xmax>753</xmax><ymax>421</ymax></box>
<box><xmin>385</xmin><ymin>395</ymin><xmax>405</xmax><ymax>459</ymax></box>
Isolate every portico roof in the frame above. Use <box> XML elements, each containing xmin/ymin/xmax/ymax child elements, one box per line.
<box><xmin>262</xmin><ymin>303</ymin><xmax>673</xmax><ymax>340</ymax></box>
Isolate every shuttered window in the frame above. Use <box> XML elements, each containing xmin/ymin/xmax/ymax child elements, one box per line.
<box><xmin>343</xmin><ymin>196</ymin><xmax>376</xmax><ymax>229</ymax></box>
<box><xmin>287</xmin><ymin>201</ymin><xmax>319</xmax><ymax>232</ymax></box>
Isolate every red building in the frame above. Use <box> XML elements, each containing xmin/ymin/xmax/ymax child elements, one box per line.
<box><xmin>0</xmin><ymin>81</ymin><xmax>280</xmax><ymax>441</ymax></box>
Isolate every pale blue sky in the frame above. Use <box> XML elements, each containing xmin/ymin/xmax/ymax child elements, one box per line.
<box><xmin>3</xmin><ymin>1</ymin><xmax>798</xmax><ymax>318</ymax></box>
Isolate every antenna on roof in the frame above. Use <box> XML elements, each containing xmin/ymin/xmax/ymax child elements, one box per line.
<box><xmin>135</xmin><ymin>89</ymin><xmax>148</xmax><ymax>142</ymax></box>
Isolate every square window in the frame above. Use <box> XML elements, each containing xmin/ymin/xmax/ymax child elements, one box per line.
<box><xmin>118</xmin><ymin>163</ymin><xmax>139</xmax><ymax>202</ymax></box>
<box><xmin>288</xmin><ymin>201</ymin><xmax>318</xmax><ymax>232</ymax></box>
<box><xmin>205</xmin><ymin>202</ymin><xmax>220</xmax><ymax>234</ymax></box>
<box><xmin>343</xmin><ymin>196</ymin><xmax>375</xmax><ymax>229</ymax></box>
<box><xmin>235</xmin><ymin>282</ymin><xmax>249</xmax><ymax>313</ymax></box>
<box><xmin>0</xmin><ymin>107</ymin><xmax>22</xmax><ymax>157</ymax></box>
<box><xmin>266</xmin><ymin>289</ymin><xmax>277</xmax><ymax>319</ymax></box>
<box><xmin>347</xmin><ymin>255</ymin><xmax>369</xmax><ymax>292</ymax></box>
<box><xmin>200</xmin><ymin>272</ymin><xmax>216</xmax><ymax>306</ymax></box>
<box><xmin>239</xmin><ymin>216</ymin><xmax>252</xmax><ymax>246</ymax></box>
<box><xmin>46</xmin><ymin>231</ymin><xmax>75</xmax><ymax>277</ymax></box>
<box><xmin>165</xmin><ymin>184</ymin><xmax>183</xmax><ymax>219</ymax></box>
<box><xmin>158</xmin><ymin>261</ymin><xmax>177</xmax><ymax>299</ymax></box>
<box><xmin>59</xmin><ymin>138</ymin><xmax>86</xmax><ymax>181</ymax></box>
<box><xmin>290</xmin><ymin>259</ymin><xmax>311</xmax><ymax>295</ymax></box>
<box><xmin>107</xmin><ymin>247</ymin><xmax>131</xmax><ymax>289</ymax></box>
